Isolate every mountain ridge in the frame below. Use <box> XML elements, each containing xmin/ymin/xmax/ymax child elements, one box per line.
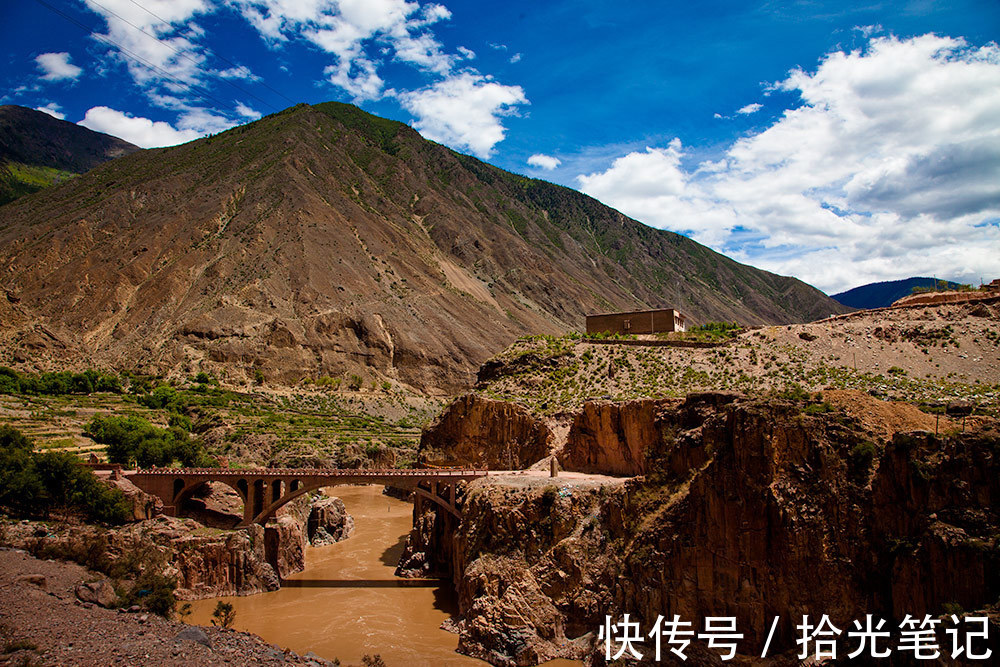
<box><xmin>832</xmin><ymin>277</ymin><xmax>962</xmax><ymax>309</ymax></box>
<box><xmin>0</xmin><ymin>105</ymin><xmax>140</xmax><ymax>205</ymax></box>
<box><xmin>0</xmin><ymin>101</ymin><xmax>849</xmax><ymax>393</ymax></box>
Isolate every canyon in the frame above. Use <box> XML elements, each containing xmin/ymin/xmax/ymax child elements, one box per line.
<box><xmin>397</xmin><ymin>388</ymin><xmax>1000</xmax><ymax>665</ymax></box>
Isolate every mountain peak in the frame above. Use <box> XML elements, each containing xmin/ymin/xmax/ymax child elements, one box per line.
<box><xmin>0</xmin><ymin>102</ymin><xmax>848</xmax><ymax>392</ymax></box>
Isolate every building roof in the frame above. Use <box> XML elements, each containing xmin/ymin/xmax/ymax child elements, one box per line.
<box><xmin>585</xmin><ymin>307</ymin><xmax>683</xmax><ymax>318</ymax></box>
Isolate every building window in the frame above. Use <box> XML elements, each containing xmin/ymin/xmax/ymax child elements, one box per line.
<box><xmin>623</xmin><ymin>319</ymin><xmax>631</xmax><ymax>330</ymax></box>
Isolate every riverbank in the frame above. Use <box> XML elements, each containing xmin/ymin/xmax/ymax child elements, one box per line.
<box><xmin>185</xmin><ymin>485</ymin><xmax>488</xmax><ymax>666</ymax></box>
<box><xmin>0</xmin><ymin>547</ymin><xmax>324</xmax><ymax>666</ymax></box>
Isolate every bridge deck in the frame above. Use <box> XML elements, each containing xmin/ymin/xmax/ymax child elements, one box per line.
<box><xmin>125</xmin><ymin>467</ymin><xmax>488</xmax><ymax>478</ymax></box>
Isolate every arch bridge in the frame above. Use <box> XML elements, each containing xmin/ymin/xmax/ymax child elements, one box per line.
<box><xmin>124</xmin><ymin>467</ymin><xmax>488</xmax><ymax>527</ymax></box>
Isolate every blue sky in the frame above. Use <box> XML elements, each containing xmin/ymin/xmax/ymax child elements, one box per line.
<box><xmin>2</xmin><ymin>0</ymin><xmax>999</xmax><ymax>293</ymax></box>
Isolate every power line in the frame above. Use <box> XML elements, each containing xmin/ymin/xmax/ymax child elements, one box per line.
<box><xmin>87</xmin><ymin>0</ymin><xmax>293</xmax><ymax>112</ymax></box>
<box><xmin>33</xmin><ymin>0</ymin><xmax>236</xmax><ymax>113</ymax></box>
<box><xmin>124</xmin><ymin>0</ymin><xmax>297</xmax><ymax>107</ymax></box>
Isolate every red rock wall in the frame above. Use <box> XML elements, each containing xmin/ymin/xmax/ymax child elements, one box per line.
<box><xmin>419</xmin><ymin>393</ymin><xmax>553</xmax><ymax>469</ymax></box>
<box><xmin>558</xmin><ymin>398</ymin><xmax>675</xmax><ymax>475</ymax></box>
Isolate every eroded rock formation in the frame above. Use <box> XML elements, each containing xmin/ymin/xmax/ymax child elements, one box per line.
<box><xmin>403</xmin><ymin>394</ymin><xmax>1000</xmax><ymax>665</ymax></box>
<box><xmin>419</xmin><ymin>394</ymin><xmax>553</xmax><ymax>469</ymax></box>
<box><xmin>558</xmin><ymin>398</ymin><xmax>676</xmax><ymax>475</ymax></box>
<box><xmin>307</xmin><ymin>496</ymin><xmax>355</xmax><ymax>546</ymax></box>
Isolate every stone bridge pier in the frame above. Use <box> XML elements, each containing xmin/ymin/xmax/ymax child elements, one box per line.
<box><xmin>124</xmin><ymin>468</ymin><xmax>487</xmax><ymax>527</ymax></box>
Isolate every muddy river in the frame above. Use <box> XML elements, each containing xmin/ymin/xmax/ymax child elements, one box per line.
<box><xmin>187</xmin><ymin>485</ymin><xmax>579</xmax><ymax>666</ymax></box>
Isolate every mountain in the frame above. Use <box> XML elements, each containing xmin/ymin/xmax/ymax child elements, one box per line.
<box><xmin>832</xmin><ymin>277</ymin><xmax>962</xmax><ymax>309</ymax></box>
<box><xmin>0</xmin><ymin>102</ymin><xmax>850</xmax><ymax>393</ymax></box>
<box><xmin>0</xmin><ymin>105</ymin><xmax>140</xmax><ymax>206</ymax></box>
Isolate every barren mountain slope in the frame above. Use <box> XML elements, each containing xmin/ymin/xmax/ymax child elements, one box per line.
<box><xmin>0</xmin><ymin>102</ymin><xmax>847</xmax><ymax>393</ymax></box>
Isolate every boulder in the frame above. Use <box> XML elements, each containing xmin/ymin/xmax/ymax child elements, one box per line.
<box><xmin>75</xmin><ymin>580</ymin><xmax>117</xmax><ymax>608</ymax></box>
<box><xmin>175</xmin><ymin>626</ymin><xmax>211</xmax><ymax>648</ymax></box>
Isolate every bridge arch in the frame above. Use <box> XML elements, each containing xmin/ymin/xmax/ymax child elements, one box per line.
<box><xmin>249</xmin><ymin>480</ymin><xmax>461</xmax><ymax>526</ymax></box>
<box><xmin>171</xmin><ymin>477</ymin><xmax>248</xmax><ymax>514</ymax></box>
<box><xmin>123</xmin><ymin>468</ymin><xmax>486</xmax><ymax>527</ymax></box>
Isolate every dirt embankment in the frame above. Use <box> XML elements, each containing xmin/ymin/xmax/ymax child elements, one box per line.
<box><xmin>0</xmin><ymin>548</ymin><xmax>329</xmax><ymax>666</ymax></box>
<box><xmin>404</xmin><ymin>393</ymin><xmax>1000</xmax><ymax>666</ymax></box>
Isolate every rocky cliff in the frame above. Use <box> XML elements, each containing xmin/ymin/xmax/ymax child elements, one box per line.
<box><xmin>558</xmin><ymin>398</ymin><xmax>677</xmax><ymax>475</ymax></box>
<box><xmin>419</xmin><ymin>394</ymin><xmax>553</xmax><ymax>468</ymax></box>
<box><xmin>3</xmin><ymin>490</ymin><xmax>356</xmax><ymax>600</ymax></box>
<box><xmin>403</xmin><ymin>393</ymin><xmax>1000</xmax><ymax>665</ymax></box>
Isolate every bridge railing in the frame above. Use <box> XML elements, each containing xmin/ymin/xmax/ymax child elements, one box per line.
<box><xmin>126</xmin><ymin>467</ymin><xmax>489</xmax><ymax>477</ymax></box>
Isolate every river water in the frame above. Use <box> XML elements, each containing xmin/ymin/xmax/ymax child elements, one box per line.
<box><xmin>187</xmin><ymin>485</ymin><xmax>579</xmax><ymax>667</ymax></box>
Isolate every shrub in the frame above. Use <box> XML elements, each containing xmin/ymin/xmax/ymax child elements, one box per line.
<box><xmin>775</xmin><ymin>383</ymin><xmax>810</xmax><ymax>402</ymax></box>
<box><xmin>848</xmin><ymin>442</ymin><xmax>877</xmax><ymax>480</ymax></box>
<box><xmin>211</xmin><ymin>601</ymin><xmax>236</xmax><ymax>628</ymax></box>
<box><xmin>138</xmin><ymin>385</ymin><xmax>179</xmax><ymax>411</ymax></box>
<box><xmin>803</xmin><ymin>401</ymin><xmax>834</xmax><ymax>415</ymax></box>
<box><xmin>348</xmin><ymin>374</ymin><xmax>363</xmax><ymax>391</ymax></box>
<box><xmin>121</xmin><ymin>569</ymin><xmax>177</xmax><ymax>618</ymax></box>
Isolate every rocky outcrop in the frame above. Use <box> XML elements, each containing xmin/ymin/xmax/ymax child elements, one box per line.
<box><xmin>106</xmin><ymin>476</ymin><xmax>162</xmax><ymax>520</ymax></box>
<box><xmin>4</xmin><ymin>515</ymin><xmax>294</xmax><ymax>600</ymax></box>
<box><xmin>396</xmin><ymin>500</ymin><xmax>460</xmax><ymax>578</ymax></box>
<box><xmin>406</xmin><ymin>394</ymin><xmax>1000</xmax><ymax>665</ymax></box>
<box><xmin>263</xmin><ymin>516</ymin><xmax>306</xmax><ymax>580</ymax></box>
<box><xmin>307</xmin><ymin>497</ymin><xmax>355</xmax><ymax>546</ymax></box>
<box><xmin>559</xmin><ymin>398</ymin><xmax>677</xmax><ymax>475</ymax></box>
<box><xmin>115</xmin><ymin>517</ymin><xmax>283</xmax><ymax>599</ymax></box>
<box><xmin>419</xmin><ymin>394</ymin><xmax>553</xmax><ymax>469</ymax></box>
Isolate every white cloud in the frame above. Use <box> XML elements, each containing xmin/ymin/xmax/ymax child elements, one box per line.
<box><xmin>509</xmin><ymin>53</ymin><xmax>522</xmax><ymax>64</ymax></box>
<box><xmin>527</xmin><ymin>153</ymin><xmax>561</xmax><ymax>170</ymax></box>
<box><xmin>578</xmin><ymin>34</ymin><xmax>1000</xmax><ymax>293</ymax></box>
<box><xmin>82</xmin><ymin>0</ymin><xmax>210</xmax><ymax>92</ymax></box>
<box><xmin>232</xmin><ymin>0</ymin><xmax>459</xmax><ymax>100</ymax></box>
<box><xmin>35</xmin><ymin>103</ymin><xmax>66</xmax><ymax>120</ymax></box>
<box><xmin>736</xmin><ymin>102</ymin><xmax>761</xmax><ymax>115</ymax></box>
<box><xmin>79</xmin><ymin>106</ymin><xmax>201</xmax><ymax>147</ymax></box>
<box><xmin>399</xmin><ymin>72</ymin><xmax>527</xmax><ymax>158</ymax></box>
<box><xmin>176</xmin><ymin>107</ymin><xmax>238</xmax><ymax>134</ymax></box>
<box><xmin>235</xmin><ymin>102</ymin><xmax>262</xmax><ymax>120</ymax></box>
<box><xmin>35</xmin><ymin>52</ymin><xmax>83</xmax><ymax>81</ymax></box>
<box><xmin>216</xmin><ymin>64</ymin><xmax>260</xmax><ymax>81</ymax></box>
